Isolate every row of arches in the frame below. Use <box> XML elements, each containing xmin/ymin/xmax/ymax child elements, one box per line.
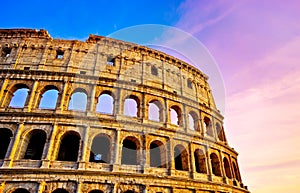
<box><xmin>10</xmin><ymin>188</ymin><xmax>135</xmax><ymax>193</ymax></box>
<box><xmin>0</xmin><ymin>127</ymin><xmax>241</xmax><ymax>181</ymax></box>
<box><xmin>4</xmin><ymin>84</ymin><xmax>226</xmax><ymax>141</ymax></box>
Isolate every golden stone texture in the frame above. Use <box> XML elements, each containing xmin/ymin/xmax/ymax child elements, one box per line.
<box><xmin>0</xmin><ymin>29</ymin><xmax>249</xmax><ymax>193</ymax></box>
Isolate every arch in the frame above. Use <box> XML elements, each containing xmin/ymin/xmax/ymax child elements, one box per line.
<box><xmin>39</xmin><ymin>85</ymin><xmax>59</xmax><ymax>109</ymax></box>
<box><xmin>194</xmin><ymin>149</ymin><xmax>207</xmax><ymax>174</ymax></box>
<box><xmin>170</xmin><ymin>105</ymin><xmax>182</xmax><ymax>126</ymax></box>
<box><xmin>151</xmin><ymin>65</ymin><xmax>158</xmax><ymax>76</ymax></box>
<box><xmin>57</xmin><ymin>131</ymin><xmax>81</xmax><ymax>161</ymax></box>
<box><xmin>174</xmin><ymin>144</ymin><xmax>189</xmax><ymax>171</ymax></box>
<box><xmin>52</xmin><ymin>189</ymin><xmax>69</xmax><ymax>193</ymax></box>
<box><xmin>88</xmin><ymin>190</ymin><xmax>104</xmax><ymax>193</ymax></box>
<box><xmin>210</xmin><ymin>153</ymin><xmax>221</xmax><ymax>176</ymax></box>
<box><xmin>68</xmin><ymin>88</ymin><xmax>88</xmax><ymax>111</ymax></box>
<box><xmin>223</xmin><ymin>157</ymin><xmax>232</xmax><ymax>178</ymax></box>
<box><xmin>124</xmin><ymin>95</ymin><xmax>140</xmax><ymax>117</ymax></box>
<box><xmin>188</xmin><ymin>111</ymin><xmax>199</xmax><ymax>131</ymax></box>
<box><xmin>216</xmin><ymin>123</ymin><xmax>226</xmax><ymax>142</ymax></box>
<box><xmin>0</xmin><ymin>128</ymin><xmax>13</xmax><ymax>159</ymax></box>
<box><xmin>23</xmin><ymin>129</ymin><xmax>46</xmax><ymax>160</ymax></box>
<box><xmin>96</xmin><ymin>91</ymin><xmax>114</xmax><ymax>115</ymax></box>
<box><xmin>11</xmin><ymin>188</ymin><xmax>30</xmax><ymax>193</ymax></box>
<box><xmin>121</xmin><ymin>136</ymin><xmax>140</xmax><ymax>165</ymax></box>
<box><xmin>8</xmin><ymin>84</ymin><xmax>29</xmax><ymax>108</ymax></box>
<box><xmin>90</xmin><ymin>134</ymin><xmax>111</xmax><ymax>163</ymax></box>
<box><xmin>204</xmin><ymin>117</ymin><xmax>213</xmax><ymax>137</ymax></box>
<box><xmin>232</xmin><ymin>161</ymin><xmax>241</xmax><ymax>181</ymax></box>
<box><xmin>150</xmin><ymin>140</ymin><xmax>166</xmax><ymax>168</ymax></box>
<box><xmin>148</xmin><ymin>100</ymin><xmax>163</xmax><ymax>122</ymax></box>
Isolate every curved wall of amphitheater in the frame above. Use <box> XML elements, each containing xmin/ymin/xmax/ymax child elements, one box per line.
<box><xmin>0</xmin><ymin>29</ymin><xmax>249</xmax><ymax>193</ymax></box>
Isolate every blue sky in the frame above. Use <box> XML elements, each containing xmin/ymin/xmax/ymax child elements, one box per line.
<box><xmin>3</xmin><ymin>0</ymin><xmax>182</xmax><ymax>39</ymax></box>
<box><xmin>2</xmin><ymin>1</ymin><xmax>300</xmax><ymax>192</ymax></box>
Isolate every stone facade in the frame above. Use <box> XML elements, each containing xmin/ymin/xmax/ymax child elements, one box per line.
<box><xmin>0</xmin><ymin>29</ymin><xmax>249</xmax><ymax>193</ymax></box>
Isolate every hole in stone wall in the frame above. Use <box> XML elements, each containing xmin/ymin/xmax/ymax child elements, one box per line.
<box><xmin>56</xmin><ymin>50</ymin><xmax>64</xmax><ymax>59</ymax></box>
<box><xmin>107</xmin><ymin>56</ymin><xmax>115</xmax><ymax>66</ymax></box>
<box><xmin>1</xmin><ymin>47</ymin><xmax>11</xmax><ymax>58</ymax></box>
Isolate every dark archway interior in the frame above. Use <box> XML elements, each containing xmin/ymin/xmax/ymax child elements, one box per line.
<box><xmin>52</xmin><ymin>188</ymin><xmax>69</xmax><ymax>193</ymax></box>
<box><xmin>121</xmin><ymin>138</ymin><xmax>138</xmax><ymax>165</ymax></box>
<box><xmin>150</xmin><ymin>142</ymin><xmax>162</xmax><ymax>167</ymax></box>
<box><xmin>174</xmin><ymin>146</ymin><xmax>183</xmax><ymax>170</ymax></box>
<box><xmin>12</xmin><ymin>188</ymin><xmax>30</xmax><ymax>193</ymax></box>
<box><xmin>0</xmin><ymin>128</ymin><xmax>13</xmax><ymax>159</ymax></box>
<box><xmin>57</xmin><ymin>133</ymin><xmax>80</xmax><ymax>161</ymax></box>
<box><xmin>90</xmin><ymin>135</ymin><xmax>110</xmax><ymax>163</ymax></box>
<box><xmin>24</xmin><ymin>130</ymin><xmax>46</xmax><ymax>160</ymax></box>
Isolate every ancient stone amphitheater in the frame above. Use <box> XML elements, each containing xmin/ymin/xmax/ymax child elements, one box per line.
<box><xmin>0</xmin><ymin>29</ymin><xmax>249</xmax><ymax>193</ymax></box>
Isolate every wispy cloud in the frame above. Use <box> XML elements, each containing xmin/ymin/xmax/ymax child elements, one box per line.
<box><xmin>175</xmin><ymin>0</ymin><xmax>300</xmax><ymax>192</ymax></box>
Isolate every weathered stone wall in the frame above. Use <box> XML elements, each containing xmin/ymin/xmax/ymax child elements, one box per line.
<box><xmin>0</xmin><ymin>29</ymin><xmax>249</xmax><ymax>193</ymax></box>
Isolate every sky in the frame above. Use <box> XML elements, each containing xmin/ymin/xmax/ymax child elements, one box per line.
<box><xmin>2</xmin><ymin>0</ymin><xmax>300</xmax><ymax>192</ymax></box>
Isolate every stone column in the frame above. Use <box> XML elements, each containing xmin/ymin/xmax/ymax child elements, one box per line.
<box><xmin>0</xmin><ymin>79</ymin><xmax>9</xmax><ymax>109</ymax></box>
<box><xmin>57</xmin><ymin>81</ymin><xmax>70</xmax><ymax>112</ymax></box>
<box><xmin>218</xmin><ymin>151</ymin><xmax>226</xmax><ymax>183</ymax></box>
<box><xmin>189</xmin><ymin>143</ymin><xmax>196</xmax><ymax>179</ymax></box>
<box><xmin>37</xmin><ymin>181</ymin><xmax>47</xmax><ymax>193</ymax></box>
<box><xmin>182</xmin><ymin>103</ymin><xmax>187</xmax><ymax>131</ymax></box>
<box><xmin>88</xmin><ymin>85</ymin><xmax>96</xmax><ymax>114</ymax></box>
<box><xmin>79</xmin><ymin>125</ymin><xmax>90</xmax><ymax>169</ymax></box>
<box><xmin>42</xmin><ymin>124</ymin><xmax>59</xmax><ymax>168</ymax></box>
<box><xmin>76</xmin><ymin>181</ymin><xmax>83</xmax><ymax>193</ymax></box>
<box><xmin>205</xmin><ymin>145</ymin><xmax>213</xmax><ymax>181</ymax></box>
<box><xmin>168</xmin><ymin>139</ymin><xmax>175</xmax><ymax>175</ymax></box>
<box><xmin>114</xmin><ymin>129</ymin><xmax>122</xmax><ymax>167</ymax></box>
<box><xmin>25</xmin><ymin>80</ymin><xmax>39</xmax><ymax>112</ymax></box>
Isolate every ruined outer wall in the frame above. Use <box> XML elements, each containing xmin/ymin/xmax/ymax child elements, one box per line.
<box><xmin>0</xmin><ymin>29</ymin><xmax>249</xmax><ymax>193</ymax></box>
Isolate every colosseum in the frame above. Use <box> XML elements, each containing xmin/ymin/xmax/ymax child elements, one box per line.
<box><xmin>0</xmin><ymin>29</ymin><xmax>249</xmax><ymax>193</ymax></box>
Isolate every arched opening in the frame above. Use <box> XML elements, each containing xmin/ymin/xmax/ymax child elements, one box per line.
<box><xmin>194</xmin><ymin>149</ymin><xmax>207</xmax><ymax>174</ymax></box>
<box><xmin>174</xmin><ymin>144</ymin><xmax>189</xmax><ymax>171</ymax></box>
<box><xmin>68</xmin><ymin>89</ymin><xmax>88</xmax><ymax>111</ymax></box>
<box><xmin>96</xmin><ymin>92</ymin><xmax>114</xmax><ymax>115</ymax></box>
<box><xmin>0</xmin><ymin>128</ymin><xmax>13</xmax><ymax>159</ymax></box>
<box><xmin>124</xmin><ymin>95</ymin><xmax>140</xmax><ymax>117</ymax></box>
<box><xmin>170</xmin><ymin>105</ymin><xmax>182</xmax><ymax>126</ymax></box>
<box><xmin>121</xmin><ymin>136</ymin><xmax>140</xmax><ymax>165</ymax></box>
<box><xmin>52</xmin><ymin>188</ymin><xmax>69</xmax><ymax>193</ymax></box>
<box><xmin>9</xmin><ymin>84</ymin><xmax>29</xmax><ymax>108</ymax></box>
<box><xmin>151</xmin><ymin>65</ymin><xmax>158</xmax><ymax>76</ymax></box>
<box><xmin>233</xmin><ymin>162</ymin><xmax>241</xmax><ymax>181</ymax></box>
<box><xmin>124</xmin><ymin>191</ymin><xmax>135</xmax><ymax>193</ymax></box>
<box><xmin>88</xmin><ymin>190</ymin><xmax>104</xmax><ymax>193</ymax></box>
<box><xmin>216</xmin><ymin>123</ymin><xmax>226</xmax><ymax>142</ymax></box>
<box><xmin>39</xmin><ymin>86</ymin><xmax>59</xmax><ymax>109</ymax></box>
<box><xmin>188</xmin><ymin>111</ymin><xmax>199</xmax><ymax>131</ymax></box>
<box><xmin>223</xmin><ymin>157</ymin><xmax>232</xmax><ymax>178</ymax></box>
<box><xmin>90</xmin><ymin>134</ymin><xmax>111</xmax><ymax>163</ymax></box>
<box><xmin>210</xmin><ymin>153</ymin><xmax>221</xmax><ymax>176</ymax></box>
<box><xmin>148</xmin><ymin>100</ymin><xmax>163</xmax><ymax>122</ymax></box>
<box><xmin>23</xmin><ymin>129</ymin><xmax>46</xmax><ymax>160</ymax></box>
<box><xmin>57</xmin><ymin>131</ymin><xmax>80</xmax><ymax>161</ymax></box>
<box><xmin>204</xmin><ymin>117</ymin><xmax>213</xmax><ymax>137</ymax></box>
<box><xmin>12</xmin><ymin>188</ymin><xmax>30</xmax><ymax>193</ymax></box>
<box><xmin>150</xmin><ymin>140</ymin><xmax>166</xmax><ymax>168</ymax></box>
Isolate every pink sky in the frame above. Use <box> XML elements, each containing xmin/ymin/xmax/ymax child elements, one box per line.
<box><xmin>176</xmin><ymin>0</ymin><xmax>300</xmax><ymax>192</ymax></box>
